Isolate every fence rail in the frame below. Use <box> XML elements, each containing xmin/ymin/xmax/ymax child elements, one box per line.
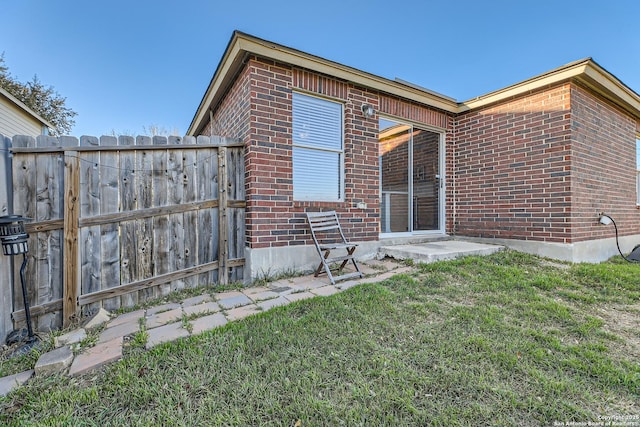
<box><xmin>2</xmin><ymin>134</ymin><xmax>245</xmax><ymax>334</ymax></box>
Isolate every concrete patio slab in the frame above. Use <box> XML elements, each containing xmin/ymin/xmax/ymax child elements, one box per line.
<box><xmin>379</xmin><ymin>240</ymin><xmax>503</xmax><ymax>264</ymax></box>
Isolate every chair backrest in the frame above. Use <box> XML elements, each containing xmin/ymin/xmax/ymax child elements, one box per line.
<box><xmin>306</xmin><ymin>211</ymin><xmax>348</xmax><ymax>244</ymax></box>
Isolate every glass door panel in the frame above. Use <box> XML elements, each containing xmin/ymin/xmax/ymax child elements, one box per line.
<box><xmin>379</xmin><ymin>119</ymin><xmax>442</xmax><ymax>234</ymax></box>
<box><xmin>379</xmin><ymin>119</ymin><xmax>409</xmax><ymax>233</ymax></box>
<box><xmin>413</xmin><ymin>129</ymin><xmax>440</xmax><ymax>231</ymax></box>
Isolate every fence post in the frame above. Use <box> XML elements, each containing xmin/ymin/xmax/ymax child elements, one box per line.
<box><xmin>63</xmin><ymin>151</ymin><xmax>80</xmax><ymax>326</ymax></box>
<box><xmin>0</xmin><ymin>135</ymin><xmax>13</xmax><ymax>342</ymax></box>
<box><xmin>218</xmin><ymin>146</ymin><xmax>228</xmax><ymax>285</ymax></box>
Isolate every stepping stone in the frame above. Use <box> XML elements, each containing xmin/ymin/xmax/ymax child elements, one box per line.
<box><xmin>358</xmin><ymin>263</ymin><xmax>383</xmax><ymax>275</ymax></box>
<box><xmin>54</xmin><ymin>328</ymin><xmax>87</xmax><ymax>348</ymax></box>
<box><xmin>107</xmin><ymin>309</ymin><xmax>145</xmax><ymax>328</ymax></box>
<box><xmin>336</xmin><ymin>280</ymin><xmax>361</xmax><ymax>290</ymax></box>
<box><xmin>183</xmin><ymin>301</ymin><xmax>221</xmax><ymax>317</ymax></box>
<box><xmin>68</xmin><ymin>337</ymin><xmax>123</xmax><ymax>377</ymax></box>
<box><xmin>182</xmin><ymin>294</ymin><xmax>212</xmax><ymax>307</ymax></box>
<box><xmin>243</xmin><ymin>288</ymin><xmax>280</xmax><ymax>302</ymax></box>
<box><xmin>146</xmin><ymin>308</ymin><xmax>183</xmax><ymax>329</ymax></box>
<box><xmin>145</xmin><ymin>322</ymin><xmax>189</xmax><ymax>349</ymax></box>
<box><xmin>257</xmin><ymin>296</ymin><xmax>290</xmax><ymax>311</ymax></box>
<box><xmin>35</xmin><ymin>346</ymin><xmax>74</xmax><ymax>376</ymax></box>
<box><xmin>0</xmin><ymin>370</ymin><xmax>33</xmax><ymax>397</ymax></box>
<box><xmin>214</xmin><ymin>290</ymin><xmax>244</xmax><ymax>300</ymax></box>
<box><xmin>287</xmin><ymin>279</ymin><xmax>328</xmax><ymax>292</ymax></box>
<box><xmin>84</xmin><ymin>308</ymin><xmax>111</xmax><ymax>330</ymax></box>
<box><xmin>98</xmin><ymin>320</ymin><xmax>140</xmax><ymax>344</ymax></box>
<box><xmin>267</xmin><ymin>285</ymin><xmax>293</xmax><ymax>294</ymax></box>
<box><xmin>216</xmin><ymin>293</ymin><xmax>252</xmax><ymax>310</ymax></box>
<box><xmin>190</xmin><ymin>313</ymin><xmax>228</xmax><ymax>335</ymax></box>
<box><xmin>310</xmin><ymin>285</ymin><xmax>340</xmax><ymax>297</ymax></box>
<box><xmin>146</xmin><ymin>303</ymin><xmax>181</xmax><ymax>316</ymax></box>
<box><xmin>284</xmin><ymin>291</ymin><xmax>315</xmax><ymax>303</ymax></box>
<box><xmin>225</xmin><ymin>304</ymin><xmax>260</xmax><ymax>321</ymax></box>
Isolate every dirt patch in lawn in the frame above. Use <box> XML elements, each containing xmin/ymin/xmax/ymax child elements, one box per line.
<box><xmin>594</xmin><ymin>302</ymin><xmax>640</xmax><ymax>358</ymax></box>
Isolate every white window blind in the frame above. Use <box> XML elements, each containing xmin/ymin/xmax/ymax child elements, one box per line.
<box><xmin>292</xmin><ymin>92</ymin><xmax>343</xmax><ymax>201</ymax></box>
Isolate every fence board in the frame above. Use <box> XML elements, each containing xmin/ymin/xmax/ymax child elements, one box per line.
<box><xmin>35</xmin><ymin>148</ymin><xmax>57</xmax><ymax>330</ymax></box>
<box><xmin>63</xmin><ymin>151</ymin><xmax>80</xmax><ymax>326</ymax></box>
<box><xmin>227</xmin><ymin>147</ymin><xmax>245</xmax><ymax>282</ymax></box>
<box><xmin>182</xmin><ymin>141</ymin><xmax>198</xmax><ymax>289</ymax></box>
<box><xmin>168</xmin><ymin>148</ymin><xmax>185</xmax><ymax>292</ymax></box>
<box><xmin>196</xmin><ymin>139</ymin><xmax>217</xmax><ymax>286</ymax></box>
<box><xmin>79</xmin><ymin>136</ymin><xmax>101</xmax><ymax>316</ymax></box>
<box><xmin>136</xmin><ymin>137</ymin><xmax>155</xmax><ymax>300</ymax></box>
<box><xmin>118</xmin><ymin>136</ymin><xmax>137</xmax><ymax>308</ymax></box>
<box><xmin>152</xmin><ymin>142</ymin><xmax>170</xmax><ymax>296</ymax></box>
<box><xmin>0</xmin><ymin>135</ymin><xmax>12</xmax><ymax>342</ymax></box>
<box><xmin>218</xmin><ymin>147</ymin><xmax>228</xmax><ymax>285</ymax></box>
<box><xmin>11</xmin><ymin>137</ymin><xmax>36</xmax><ymax>328</ymax></box>
<box><xmin>99</xmin><ymin>136</ymin><xmax>121</xmax><ymax>311</ymax></box>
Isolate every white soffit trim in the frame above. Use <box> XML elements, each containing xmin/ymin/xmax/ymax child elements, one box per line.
<box><xmin>459</xmin><ymin>59</ymin><xmax>640</xmax><ymax>119</ymax></box>
<box><xmin>458</xmin><ymin>61</ymin><xmax>590</xmax><ymax>112</ymax></box>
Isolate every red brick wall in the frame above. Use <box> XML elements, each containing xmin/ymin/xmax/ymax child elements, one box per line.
<box><xmin>202</xmin><ymin>57</ymin><xmax>639</xmax><ymax>249</ymax></box>
<box><xmin>203</xmin><ymin>65</ymin><xmax>251</xmax><ymax>139</ymax></box>
<box><xmin>454</xmin><ymin>83</ymin><xmax>573</xmax><ymax>243</ymax></box>
<box><xmin>202</xmin><ymin>56</ymin><xmax>453</xmax><ymax>249</ymax></box>
<box><xmin>570</xmin><ymin>83</ymin><xmax>640</xmax><ymax>241</ymax></box>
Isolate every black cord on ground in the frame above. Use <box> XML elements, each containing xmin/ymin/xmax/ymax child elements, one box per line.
<box><xmin>605</xmin><ymin>215</ymin><xmax>638</xmax><ymax>263</ymax></box>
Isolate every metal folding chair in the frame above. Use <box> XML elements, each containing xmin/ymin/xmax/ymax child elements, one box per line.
<box><xmin>306</xmin><ymin>211</ymin><xmax>364</xmax><ymax>285</ymax></box>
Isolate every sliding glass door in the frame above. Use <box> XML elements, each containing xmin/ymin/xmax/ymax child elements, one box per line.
<box><xmin>379</xmin><ymin>118</ymin><xmax>443</xmax><ymax>235</ymax></box>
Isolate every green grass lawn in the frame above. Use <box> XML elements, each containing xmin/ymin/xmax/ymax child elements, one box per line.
<box><xmin>1</xmin><ymin>251</ymin><xmax>639</xmax><ymax>426</ymax></box>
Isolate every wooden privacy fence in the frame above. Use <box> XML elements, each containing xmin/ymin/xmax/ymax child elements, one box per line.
<box><xmin>5</xmin><ymin>134</ymin><xmax>245</xmax><ymax>331</ymax></box>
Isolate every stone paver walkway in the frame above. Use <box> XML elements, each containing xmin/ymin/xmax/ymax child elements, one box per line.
<box><xmin>1</xmin><ymin>259</ymin><xmax>410</xmax><ymax>397</ymax></box>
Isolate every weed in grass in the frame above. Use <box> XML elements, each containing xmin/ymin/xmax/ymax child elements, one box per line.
<box><xmin>253</xmin><ymin>267</ymin><xmax>301</xmax><ymax>287</ymax></box>
<box><xmin>181</xmin><ymin>314</ymin><xmax>194</xmax><ymax>334</ymax></box>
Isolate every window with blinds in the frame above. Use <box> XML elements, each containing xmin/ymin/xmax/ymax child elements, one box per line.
<box><xmin>292</xmin><ymin>92</ymin><xmax>343</xmax><ymax>201</ymax></box>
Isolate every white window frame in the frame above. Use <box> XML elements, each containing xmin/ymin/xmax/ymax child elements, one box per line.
<box><xmin>292</xmin><ymin>92</ymin><xmax>344</xmax><ymax>202</ymax></box>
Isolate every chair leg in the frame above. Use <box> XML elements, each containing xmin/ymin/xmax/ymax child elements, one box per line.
<box><xmin>314</xmin><ymin>250</ymin><xmax>331</xmax><ymax>278</ymax></box>
<box><xmin>338</xmin><ymin>246</ymin><xmax>356</xmax><ymax>271</ymax></box>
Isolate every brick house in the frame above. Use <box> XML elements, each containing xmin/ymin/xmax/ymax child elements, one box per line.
<box><xmin>188</xmin><ymin>31</ymin><xmax>640</xmax><ymax>278</ymax></box>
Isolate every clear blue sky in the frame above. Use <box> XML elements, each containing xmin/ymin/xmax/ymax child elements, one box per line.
<box><xmin>3</xmin><ymin>0</ymin><xmax>639</xmax><ymax>137</ymax></box>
